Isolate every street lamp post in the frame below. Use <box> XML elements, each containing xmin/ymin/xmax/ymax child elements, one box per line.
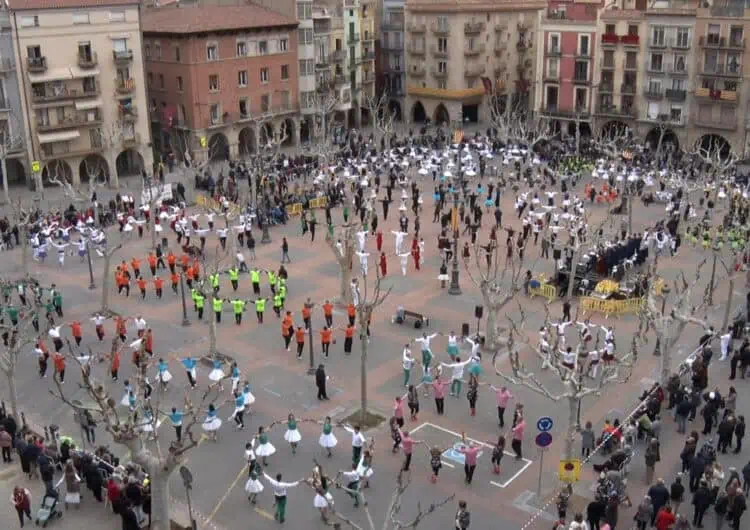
<box><xmin>179</xmin><ymin>466</ymin><xmax>198</xmax><ymax>530</ymax></box>
<box><xmin>306</xmin><ymin>301</ymin><xmax>316</xmax><ymax>375</ymax></box>
<box><xmin>448</xmin><ymin>154</ymin><xmax>463</xmax><ymax>295</ymax></box>
<box><xmin>179</xmin><ymin>272</ymin><xmax>191</xmax><ymax>326</ymax></box>
<box><xmin>653</xmin><ymin>285</ymin><xmax>671</xmax><ymax>356</ymax></box>
<box><xmin>86</xmin><ymin>240</ymin><xmax>96</xmax><ymax>290</ymax></box>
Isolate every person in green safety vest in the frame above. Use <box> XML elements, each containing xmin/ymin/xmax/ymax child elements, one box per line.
<box><xmin>251</xmin><ymin>268</ymin><xmax>262</xmax><ymax>296</ymax></box>
<box><xmin>213</xmin><ymin>296</ymin><xmax>224</xmax><ymax>323</ymax></box>
<box><xmin>230</xmin><ymin>298</ymin><xmax>248</xmax><ymax>325</ymax></box>
<box><xmin>195</xmin><ymin>293</ymin><xmax>205</xmax><ymax>319</ymax></box>
<box><xmin>191</xmin><ymin>288</ymin><xmax>199</xmax><ymax>311</ymax></box>
<box><xmin>210</xmin><ymin>273</ymin><xmax>221</xmax><ymax>293</ymax></box>
<box><xmin>279</xmin><ymin>283</ymin><xmax>287</xmax><ymax>308</ymax></box>
<box><xmin>252</xmin><ymin>297</ymin><xmax>269</xmax><ymax>323</ymax></box>
<box><xmin>227</xmin><ymin>267</ymin><xmax>240</xmax><ymax>292</ymax></box>
<box><xmin>267</xmin><ymin>270</ymin><xmax>277</xmax><ymax>295</ymax></box>
<box><xmin>273</xmin><ymin>293</ymin><xmax>283</xmax><ymax>318</ymax></box>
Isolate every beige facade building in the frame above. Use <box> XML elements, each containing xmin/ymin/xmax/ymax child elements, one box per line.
<box><xmin>9</xmin><ymin>0</ymin><xmax>152</xmax><ymax>188</ymax></box>
<box><xmin>403</xmin><ymin>0</ymin><xmax>546</xmax><ymax>126</ymax></box>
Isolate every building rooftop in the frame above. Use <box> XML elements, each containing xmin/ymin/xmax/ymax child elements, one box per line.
<box><xmin>405</xmin><ymin>0</ymin><xmax>545</xmax><ymax>11</ymax></box>
<box><xmin>141</xmin><ymin>4</ymin><xmax>298</xmax><ymax>34</ymax></box>
<box><xmin>6</xmin><ymin>0</ymin><xmax>137</xmax><ymax>9</ymax></box>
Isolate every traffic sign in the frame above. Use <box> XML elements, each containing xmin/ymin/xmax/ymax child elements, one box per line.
<box><xmin>558</xmin><ymin>459</ymin><xmax>581</xmax><ymax>483</ymax></box>
<box><xmin>535</xmin><ymin>432</ymin><xmax>553</xmax><ymax>448</ymax></box>
<box><xmin>31</xmin><ymin>161</ymin><xmax>41</xmax><ymax>173</ymax></box>
<box><xmin>537</xmin><ymin>416</ymin><xmax>554</xmax><ymax>432</ymax></box>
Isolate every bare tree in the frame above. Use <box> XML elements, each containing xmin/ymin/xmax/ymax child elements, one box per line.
<box><xmin>0</xmin><ymin>118</ymin><xmax>24</xmax><ymax>205</ymax></box>
<box><xmin>100</xmin><ymin>244</ymin><xmax>123</xmax><ymax>314</ymax></box>
<box><xmin>364</xmin><ymin>91</ymin><xmax>396</xmax><ymax>150</ymax></box>
<box><xmin>52</xmin><ymin>341</ymin><xmax>216</xmax><ymax>530</ymax></box>
<box><xmin>326</xmin><ymin>223</ymin><xmax>358</xmax><ymax>305</ymax></box>
<box><xmin>9</xmin><ymin>199</ymin><xmax>32</xmax><ymax>276</ymax></box>
<box><xmin>308</xmin><ymin>88</ymin><xmax>341</xmax><ymax>167</ymax></box>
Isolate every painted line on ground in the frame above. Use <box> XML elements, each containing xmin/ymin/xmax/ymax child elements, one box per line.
<box><xmin>206</xmin><ymin>464</ymin><xmax>246</xmax><ymax>523</ymax></box>
<box><xmin>411</xmin><ymin>421</ymin><xmax>534</xmax><ymax>488</ymax></box>
<box><xmin>441</xmin><ymin>460</ymin><xmax>456</xmax><ymax>468</ymax></box>
<box><xmin>264</xmin><ymin>387</ymin><xmax>282</xmax><ymax>397</ymax></box>
<box><xmin>254</xmin><ymin>508</ymin><xmax>274</xmax><ymax>520</ymax></box>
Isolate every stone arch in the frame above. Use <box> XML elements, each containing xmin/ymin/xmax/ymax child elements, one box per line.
<box><xmin>208</xmin><ymin>132</ymin><xmax>229</xmax><ymax>161</ymax></box>
<box><xmin>434</xmin><ymin>103</ymin><xmax>450</xmax><ymax>125</ymax></box>
<box><xmin>79</xmin><ymin>153</ymin><xmax>110</xmax><ymax>184</ymax></box>
<box><xmin>42</xmin><ymin>159</ymin><xmax>73</xmax><ymax>185</ymax></box>
<box><xmin>238</xmin><ymin>127</ymin><xmax>256</xmax><ymax>158</ymax></box>
<box><xmin>411</xmin><ymin>101</ymin><xmax>426</xmax><ymax>123</ymax></box>
<box><xmin>281</xmin><ymin>118</ymin><xmax>296</xmax><ymax>147</ymax></box>
<box><xmin>600</xmin><ymin>121</ymin><xmax>632</xmax><ymax>140</ymax></box>
<box><xmin>360</xmin><ymin>107</ymin><xmax>371</xmax><ymax>127</ymax></box>
<box><xmin>116</xmin><ymin>149</ymin><xmax>145</xmax><ymax>178</ymax></box>
<box><xmin>300</xmin><ymin>118</ymin><xmax>312</xmax><ymax>144</ymax></box>
<box><xmin>259</xmin><ymin>122</ymin><xmax>274</xmax><ymax>148</ymax></box>
<box><xmin>1</xmin><ymin>158</ymin><xmax>26</xmax><ymax>188</ymax></box>
<box><xmin>567</xmin><ymin>121</ymin><xmax>592</xmax><ymax>138</ymax></box>
<box><xmin>645</xmin><ymin>126</ymin><xmax>679</xmax><ymax>152</ymax></box>
<box><xmin>388</xmin><ymin>100</ymin><xmax>402</xmax><ymax>121</ymax></box>
<box><xmin>697</xmin><ymin>133</ymin><xmax>732</xmax><ymax>159</ymax></box>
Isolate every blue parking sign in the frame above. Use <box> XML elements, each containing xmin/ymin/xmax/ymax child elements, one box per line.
<box><xmin>537</xmin><ymin>416</ymin><xmax>554</xmax><ymax>432</ymax></box>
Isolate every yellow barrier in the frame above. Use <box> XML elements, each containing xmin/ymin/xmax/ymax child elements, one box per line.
<box><xmin>196</xmin><ymin>193</ymin><xmax>240</xmax><ymax>213</ymax></box>
<box><xmin>595</xmin><ymin>279</ymin><xmax>619</xmax><ymax>294</ymax></box>
<box><xmin>309</xmin><ymin>196</ymin><xmax>328</xmax><ymax>209</ymax></box>
<box><xmin>581</xmin><ymin>296</ymin><xmax>645</xmax><ymax>318</ymax></box>
<box><xmin>653</xmin><ymin>278</ymin><xmax>665</xmax><ymax>296</ymax></box>
<box><xmin>529</xmin><ymin>283</ymin><xmax>557</xmax><ymax>302</ymax></box>
<box><xmin>286</xmin><ymin>203</ymin><xmax>303</xmax><ymax>216</ymax></box>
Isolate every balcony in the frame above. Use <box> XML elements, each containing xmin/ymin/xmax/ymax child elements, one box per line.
<box><xmin>382</xmin><ymin>22</ymin><xmax>404</xmax><ymax>31</ymax></box>
<box><xmin>464</xmin><ymin>64</ymin><xmax>486</xmax><ymax>78</ymax></box>
<box><xmin>464</xmin><ymin>44</ymin><xmax>485</xmax><ymax>57</ymax></box>
<box><xmin>494</xmin><ymin>43</ymin><xmax>507</xmax><ymax>56</ymax></box>
<box><xmin>360</xmin><ymin>51</ymin><xmax>375</xmax><ymax>62</ymax></box>
<box><xmin>644</xmin><ymin>88</ymin><xmax>663</xmax><ymax>100</ymax></box>
<box><xmin>121</xmin><ymin>132</ymin><xmax>141</xmax><ymax>148</ymax></box>
<box><xmin>113</xmin><ymin>49</ymin><xmax>133</xmax><ymax>63</ymax></box>
<box><xmin>596</xmin><ymin>104</ymin><xmax>637</xmax><ymax>118</ymax></box>
<box><xmin>543</xmin><ymin>71</ymin><xmax>559</xmax><ymax>83</ymax></box>
<box><xmin>665</xmin><ymin>88</ymin><xmax>686</xmax><ymax>101</ymax></box>
<box><xmin>494</xmin><ymin>64</ymin><xmax>507</xmax><ymax>77</ymax></box>
<box><xmin>601</xmin><ymin>59</ymin><xmax>616</xmax><ymax>70</ymax></box>
<box><xmin>546</xmin><ymin>47</ymin><xmax>561</xmax><ymax>57</ymax></box>
<box><xmin>671</xmin><ymin>39</ymin><xmax>690</xmax><ymax>50</ymax></box>
<box><xmin>700</xmin><ymin>62</ymin><xmax>742</xmax><ymax>77</ymax></box>
<box><xmin>699</xmin><ymin>35</ymin><xmax>724</xmax><ymax>48</ymax></box>
<box><xmin>410</xmin><ymin>65</ymin><xmax>426</xmax><ymax>77</ymax></box>
<box><xmin>695</xmin><ymin>87</ymin><xmax>738</xmax><ymax>103</ymax></box>
<box><xmin>407</xmin><ymin>22</ymin><xmax>426</xmax><ymax>33</ymax></box>
<box><xmin>622</xmin><ymin>35</ymin><xmax>640</xmax><ymax>47</ymax></box>
<box><xmin>431</xmin><ymin>22</ymin><xmax>450</xmax><ymax>36</ymax></box>
<box><xmin>649</xmin><ymin>39</ymin><xmax>667</xmax><ymax>49</ymax></box>
<box><xmin>431</xmin><ymin>67</ymin><xmax>448</xmax><ymax>79</ymax></box>
<box><xmin>727</xmin><ymin>38</ymin><xmax>746</xmax><ymax>50</ymax></box>
<box><xmin>316</xmin><ymin>59</ymin><xmax>330</xmax><ymax>70</ymax></box>
<box><xmin>624</xmin><ymin>61</ymin><xmax>638</xmax><ymax>71</ymax></box>
<box><xmin>27</xmin><ymin>56</ymin><xmax>47</xmax><ymax>73</ymax></box>
<box><xmin>517</xmin><ymin>40</ymin><xmax>530</xmax><ymax>52</ymax></box>
<box><xmin>694</xmin><ymin>115</ymin><xmax>737</xmax><ymax>131</ymax></box>
<box><xmin>577</xmin><ymin>51</ymin><xmax>591</xmax><ymax>60</ymax></box>
<box><xmin>666</xmin><ymin>64</ymin><xmax>688</xmax><ymax>76</ymax></box>
<box><xmin>542</xmin><ymin>104</ymin><xmax>590</xmax><ymax>119</ymax></box>
<box><xmin>647</xmin><ymin>63</ymin><xmax>664</xmax><ymax>74</ymax></box>
<box><xmin>40</xmin><ymin>139</ymin><xmax>104</xmax><ymax>161</ymax></box>
<box><xmin>78</xmin><ymin>51</ymin><xmax>98</xmax><ymax>69</ymax></box>
<box><xmin>621</xmin><ymin>84</ymin><xmax>636</xmax><ymax>94</ymax></box>
<box><xmin>348</xmin><ymin>32</ymin><xmax>360</xmax><ymax>44</ymax></box>
<box><xmin>36</xmin><ymin>111</ymin><xmax>102</xmax><ymax>132</ymax></box>
<box><xmin>119</xmin><ymin>103</ymin><xmax>138</xmax><ymax>121</ymax></box>
<box><xmin>572</xmin><ymin>73</ymin><xmax>590</xmax><ymax>84</ymax></box>
<box><xmin>334</xmin><ymin>74</ymin><xmax>347</xmax><ymax>85</ymax></box>
<box><xmin>0</xmin><ymin>58</ymin><xmax>13</xmax><ymax>74</ymax></box>
<box><xmin>115</xmin><ymin>78</ymin><xmax>136</xmax><ymax>94</ymax></box>
<box><xmin>407</xmin><ymin>44</ymin><xmax>425</xmax><ymax>56</ymax></box>
<box><xmin>599</xmin><ymin>82</ymin><xmax>614</xmax><ymax>93</ymax></box>
<box><xmin>330</xmin><ymin>50</ymin><xmax>346</xmax><ymax>62</ymax></box>
<box><xmin>464</xmin><ymin>21</ymin><xmax>485</xmax><ymax>35</ymax></box>
<box><xmin>362</xmin><ymin>73</ymin><xmax>375</xmax><ymax>84</ymax></box>
<box><xmin>31</xmin><ymin>82</ymin><xmax>100</xmax><ymax>103</ymax></box>
<box><xmin>430</xmin><ymin>45</ymin><xmax>448</xmax><ymax>58</ymax></box>
<box><xmin>601</xmin><ymin>33</ymin><xmax>619</xmax><ymax>46</ymax></box>
<box><xmin>362</xmin><ymin>33</ymin><xmax>375</xmax><ymax>43</ymax></box>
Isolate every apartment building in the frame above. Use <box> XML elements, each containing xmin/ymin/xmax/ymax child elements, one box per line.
<box><xmin>536</xmin><ymin>0</ymin><xmax>603</xmax><ymax>138</ymax></box>
<box><xmin>9</xmin><ymin>0</ymin><xmax>152</xmax><ymax>189</ymax></box>
<box><xmin>380</xmin><ymin>0</ymin><xmax>406</xmax><ymax>120</ymax></box>
<box><xmin>404</xmin><ymin>0</ymin><xmax>546</xmax><ymax>126</ymax></box>
<box><xmin>359</xmin><ymin>0</ymin><xmax>377</xmax><ymax>109</ymax></box>
<box><xmin>142</xmin><ymin>5</ymin><xmax>299</xmax><ymax>163</ymax></box>
<box><xmin>0</xmin><ymin>6</ymin><xmax>26</xmax><ymax>188</ymax></box>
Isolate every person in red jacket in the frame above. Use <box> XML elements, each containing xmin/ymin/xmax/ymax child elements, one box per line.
<box><xmin>654</xmin><ymin>505</ymin><xmax>676</xmax><ymax>530</ymax></box>
<box><xmin>12</xmin><ymin>486</ymin><xmax>31</xmax><ymax>527</ymax></box>
<box><xmin>69</xmin><ymin>321</ymin><xmax>82</xmax><ymax>346</ymax></box>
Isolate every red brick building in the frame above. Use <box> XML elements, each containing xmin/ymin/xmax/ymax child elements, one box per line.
<box><xmin>535</xmin><ymin>0</ymin><xmax>604</xmax><ymax>138</ymax></box>
<box><xmin>143</xmin><ymin>4</ymin><xmax>300</xmax><ymax>161</ymax></box>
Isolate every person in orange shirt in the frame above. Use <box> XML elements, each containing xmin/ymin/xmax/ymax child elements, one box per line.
<box><xmin>281</xmin><ymin>312</ymin><xmax>294</xmax><ymax>351</ymax></box>
<box><xmin>37</xmin><ymin>340</ymin><xmax>49</xmax><ymax>378</ymax></box>
<box><xmin>116</xmin><ymin>270</ymin><xmax>130</xmax><ymax>297</ymax></box>
<box><xmin>53</xmin><ymin>351</ymin><xmax>66</xmax><ymax>383</ymax></box>
<box><xmin>153</xmin><ymin>276</ymin><xmax>164</xmax><ymax>299</ymax></box>
<box><xmin>137</xmin><ymin>277</ymin><xmax>148</xmax><ymax>299</ymax></box>
<box><xmin>115</xmin><ymin>316</ymin><xmax>129</xmax><ymax>341</ymax></box>
<box><xmin>170</xmin><ymin>272</ymin><xmax>180</xmax><ymax>294</ymax></box>
<box><xmin>302</xmin><ymin>298</ymin><xmax>314</xmax><ymax>330</ymax></box>
<box><xmin>347</xmin><ymin>303</ymin><xmax>356</xmax><ymax>326</ymax></box>
<box><xmin>131</xmin><ymin>257</ymin><xmax>141</xmax><ymax>279</ymax></box>
<box><xmin>69</xmin><ymin>321</ymin><xmax>83</xmax><ymax>347</ymax></box>
<box><xmin>191</xmin><ymin>260</ymin><xmax>201</xmax><ymax>281</ymax></box>
<box><xmin>343</xmin><ymin>323</ymin><xmax>355</xmax><ymax>354</ymax></box>
<box><xmin>167</xmin><ymin>251</ymin><xmax>177</xmax><ymax>274</ymax></box>
<box><xmin>144</xmin><ymin>329</ymin><xmax>154</xmax><ymax>356</ymax></box>
<box><xmin>294</xmin><ymin>326</ymin><xmax>306</xmax><ymax>359</ymax></box>
<box><xmin>322</xmin><ymin>300</ymin><xmax>334</xmax><ymax>327</ymax></box>
<box><xmin>180</xmin><ymin>254</ymin><xmax>190</xmax><ymax>272</ymax></box>
<box><xmin>185</xmin><ymin>266</ymin><xmax>195</xmax><ymax>288</ymax></box>
<box><xmin>110</xmin><ymin>348</ymin><xmax>121</xmax><ymax>381</ymax></box>
<box><xmin>319</xmin><ymin>326</ymin><xmax>333</xmax><ymax>358</ymax></box>
<box><xmin>147</xmin><ymin>253</ymin><xmax>158</xmax><ymax>277</ymax></box>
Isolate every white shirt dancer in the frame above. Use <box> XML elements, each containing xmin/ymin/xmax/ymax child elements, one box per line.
<box><xmin>356</xmin><ymin>251</ymin><xmax>370</xmax><ymax>277</ymax></box>
<box><xmin>397</xmin><ymin>252</ymin><xmax>410</xmax><ymax>276</ymax></box>
<box><xmin>356</xmin><ymin>231</ymin><xmax>367</xmax><ymax>253</ymax></box>
<box><xmin>414</xmin><ymin>333</ymin><xmax>438</xmax><ymax>354</ymax></box>
<box><xmin>720</xmin><ymin>332</ymin><xmax>732</xmax><ymax>361</ymax></box>
<box><xmin>50</xmin><ymin>241</ymin><xmax>69</xmax><ymax>268</ymax></box>
<box><xmin>392</xmin><ymin>230</ymin><xmax>407</xmax><ymax>254</ymax></box>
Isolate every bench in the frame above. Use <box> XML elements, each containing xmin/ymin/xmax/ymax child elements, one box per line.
<box><xmin>392</xmin><ymin>307</ymin><xmax>429</xmax><ymax>329</ymax></box>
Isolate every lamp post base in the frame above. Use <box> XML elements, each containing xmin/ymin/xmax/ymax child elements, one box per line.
<box><xmin>653</xmin><ymin>338</ymin><xmax>661</xmax><ymax>356</ymax></box>
<box><xmin>261</xmin><ymin>227</ymin><xmax>271</xmax><ymax>244</ymax></box>
<box><xmin>88</xmin><ymin>282</ymin><xmax>96</xmax><ymax>290</ymax></box>
<box><xmin>448</xmin><ymin>269</ymin><xmax>462</xmax><ymax>295</ymax></box>
<box><xmin>182</xmin><ymin>318</ymin><xmax>191</xmax><ymax>327</ymax></box>
<box><xmin>306</xmin><ymin>366</ymin><xmax>316</xmax><ymax>375</ymax></box>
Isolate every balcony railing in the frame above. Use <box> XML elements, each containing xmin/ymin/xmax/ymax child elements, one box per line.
<box><xmin>695</xmin><ymin>87</ymin><xmax>738</xmax><ymax>102</ymax></box>
<box><xmin>27</xmin><ymin>56</ymin><xmax>47</xmax><ymax>73</ymax></box>
<box><xmin>621</xmin><ymin>84</ymin><xmax>636</xmax><ymax>94</ymax></box>
<box><xmin>728</xmin><ymin>38</ymin><xmax>746</xmax><ymax>50</ymax></box>
<box><xmin>649</xmin><ymin>39</ymin><xmax>667</xmax><ymax>49</ymax></box>
<box><xmin>116</xmin><ymin>78</ymin><xmax>136</xmax><ymax>94</ymax></box>
<box><xmin>622</xmin><ymin>35</ymin><xmax>640</xmax><ymax>46</ymax></box>
<box><xmin>601</xmin><ymin>33</ymin><xmax>619</xmax><ymax>45</ymax></box>
<box><xmin>573</xmin><ymin>73</ymin><xmax>589</xmax><ymax>84</ymax></box>
<box><xmin>430</xmin><ymin>45</ymin><xmax>448</xmax><ymax>58</ymax></box>
<box><xmin>644</xmin><ymin>88</ymin><xmax>663</xmax><ymax>100</ymax></box>
<box><xmin>546</xmin><ymin>47</ymin><xmax>561</xmax><ymax>57</ymax></box>
<box><xmin>700</xmin><ymin>62</ymin><xmax>742</xmax><ymax>77</ymax></box>
<box><xmin>543</xmin><ymin>105</ymin><xmax>590</xmax><ymax>118</ymax></box>
<box><xmin>31</xmin><ymin>83</ymin><xmax>100</xmax><ymax>103</ymax></box>
<box><xmin>464</xmin><ymin>21</ymin><xmax>485</xmax><ymax>34</ymax></box>
<box><xmin>330</xmin><ymin>50</ymin><xmax>346</xmax><ymax>62</ymax></box>
<box><xmin>121</xmin><ymin>132</ymin><xmax>141</xmax><ymax>148</ymax></box>
<box><xmin>348</xmin><ymin>32</ymin><xmax>360</xmax><ymax>43</ymax></box>
<box><xmin>624</xmin><ymin>61</ymin><xmax>638</xmax><ymax>71</ymax></box>
<box><xmin>41</xmin><ymin>143</ymin><xmax>104</xmax><ymax>160</ymax></box>
<box><xmin>119</xmin><ymin>104</ymin><xmax>138</xmax><ymax>121</ymax></box>
<box><xmin>647</xmin><ymin>64</ymin><xmax>664</xmax><ymax>74</ymax></box>
<box><xmin>410</xmin><ymin>65</ymin><xmax>425</xmax><ymax>77</ymax></box>
<box><xmin>601</xmin><ymin>59</ymin><xmax>615</xmax><ymax>70</ymax></box>
<box><xmin>334</xmin><ymin>74</ymin><xmax>347</xmax><ymax>85</ymax></box>
<box><xmin>431</xmin><ymin>22</ymin><xmax>450</xmax><ymax>36</ymax></box>
<box><xmin>407</xmin><ymin>44</ymin><xmax>425</xmax><ymax>56</ymax></box>
<box><xmin>693</xmin><ymin>115</ymin><xmax>737</xmax><ymax>131</ymax></box>
<box><xmin>666</xmin><ymin>64</ymin><xmax>688</xmax><ymax>76</ymax></box>
<box><xmin>360</xmin><ymin>51</ymin><xmax>375</xmax><ymax>62</ymax></box>
<box><xmin>382</xmin><ymin>22</ymin><xmax>404</xmax><ymax>31</ymax></box>
<box><xmin>665</xmin><ymin>88</ymin><xmax>686</xmax><ymax>101</ymax></box>
<box><xmin>494</xmin><ymin>43</ymin><xmax>507</xmax><ymax>56</ymax></box>
<box><xmin>543</xmin><ymin>71</ymin><xmax>559</xmax><ymax>82</ymax></box>
<box><xmin>464</xmin><ymin>44</ymin><xmax>485</xmax><ymax>57</ymax></box>
<box><xmin>596</xmin><ymin>104</ymin><xmax>637</xmax><ymax>117</ymax></box>
<box><xmin>699</xmin><ymin>35</ymin><xmax>724</xmax><ymax>47</ymax></box>
<box><xmin>113</xmin><ymin>49</ymin><xmax>134</xmax><ymax>63</ymax></box>
<box><xmin>78</xmin><ymin>51</ymin><xmax>98</xmax><ymax>69</ymax></box>
<box><xmin>599</xmin><ymin>82</ymin><xmax>614</xmax><ymax>93</ymax></box>
<box><xmin>36</xmin><ymin>111</ymin><xmax>102</xmax><ymax>132</ymax></box>
<box><xmin>464</xmin><ymin>64</ymin><xmax>486</xmax><ymax>77</ymax></box>
<box><xmin>431</xmin><ymin>67</ymin><xmax>448</xmax><ymax>79</ymax></box>
<box><xmin>407</xmin><ymin>22</ymin><xmax>426</xmax><ymax>33</ymax></box>
<box><xmin>671</xmin><ymin>39</ymin><xmax>691</xmax><ymax>50</ymax></box>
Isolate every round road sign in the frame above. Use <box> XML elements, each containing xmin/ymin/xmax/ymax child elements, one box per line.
<box><xmin>535</xmin><ymin>432</ymin><xmax>553</xmax><ymax>448</ymax></box>
<box><xmin>537</xmin><ymin>416</ymin><xmax>554</xmax><ymax>432</ymax></box>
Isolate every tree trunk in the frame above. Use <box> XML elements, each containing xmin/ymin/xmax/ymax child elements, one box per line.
<box><xmin>5</xmin><ymin>368</ymin><xmax>19</xmax><ymax>423</ymax></box>
<box><xmin>484</xmin><ymin>301</ymin><xmax>500</xmax><ymax>351</ymax></box>
<box><xmin>564</xmin><ymin>394</ymin><xmax>578</xmax><ymax>462</ymax></box>
<box><xmin>337</xmin><ymin>258</ymin><xmax>353</xmax><ymax>305</ymax></box>
<box><xmin>566</xmin><ymin>246</ymin><xmax>581</xmax><ymax>300</ymax></box>
<box><xmin>208</xmin><ymin>301</ymin><xmax>217</xmax><ymax>357</ymax></box>
<box><xmin>20</xmin><ymin>224</ymin><xmax>28</xmax><ymax>276</ymax></box>
<box><xmin>150</xmin><ymin>213</ymin><xmax>157</xmax><ymax>250</ymax></box>
<box><xmin>138</xmin><ymin>463</ymin><xmax>172</xmax><ymax>530</ymax></box>
<box><xmin>1</xmin><ymin>156</ymin><xmax>9</xmax><ymax>205</ymax></box>
<box><xmin>359</xmin><ymin>323</ymin><xmax>368</xmax><ymax>425</ymax></box>
<box><xmin>101</xmin><ymin>252</ymin><xmax>114</xmax><ymax>313</ymax></box>
<box><xmin>721</xmin><ymin>275</ymin><xmax>735</xmax><ymax>332</ymax></box>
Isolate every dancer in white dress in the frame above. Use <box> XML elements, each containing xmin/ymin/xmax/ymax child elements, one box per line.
<box><xmin>255</xmin><ymin>425</ymin><xmax>276</xmax><ymax>466</ymax></box>
<box><xmin>318</xmin><ymin>416</ymin><xmax>338</xmax><ymax>457</ymax></box>
<box><xmin>284</xmin><ymin>413</ymin><xmax>302</xmax><ymax>454</ymax></box>
<box><xmin>312</xmin><ymin>465</ymin><xmax>334</xmax><ymax>522</ymax></box>
<box><xmin>229</xmin><ymin>362</ymin><xmax>241</xmax><ymax>393</ymax></box>
<box><xmin>244</xmin><ymin>445</ymin><xmax>263</xmax><ymax>504</ymax></box>
<box><xmin>208</xmin><ymin>359</ymin><xmax>225</xmax><ymax>390</ymax></box>
<box><xmin>156</xmin><ymin>358</ymin><xmax>172</xmax><ymax>389</ymax></box>
<box><xmin>242</xmin><ymin>381</ymin><xmax>255</xmax><ymax>410</ymax></box>
<box><xmin>202</xmin><ymin>404</ymin><xmax>222</xmax><ymax>441</ymax></box>
<box><xmin>120</xmin><ymin>380</ymin><xmax>133</xmax><ymax>407</ymax></box>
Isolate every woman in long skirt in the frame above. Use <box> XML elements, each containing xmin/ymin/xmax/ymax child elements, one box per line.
<box><xmin>318</xmin><ymin>416</ymin><xmax>337</xmax><ymax>457</ymax></box>
<box><xmin>202</xmin><ymin>404</ymin><xmax>222</xmax><ymax>442</ymax></box>
<box><xmin>157</xmin><ymin>358</ymin><xmax>172</xmax><ymax>390</ymax></box>
<box><xmin>284</xmin><ymin>413</ymin><xmax>302</xmax><ymax>454</ymax></box>
<box><xmin>356</xmin><ymin>444</ymin><xmax>374</xmax><ymax>488</ymax></box>
<box><xmin>242</xmin><ymin>381</ymin><xmax>255</xmax><ymax>414</ymax></box>
<box><xmin>244</xmin><ymin>455</ymin><xmax>263</xmax><ymax>504</ymax></box>
<box><xmin>208</xmin><ymin>359</ymin><xmax>225</xmax><ymax>391</ymax></box>
<box><xmin>312</xmin><ymin>466</ymin><xmax>334</xmax><ymax>523</ymax></box>
<box><xmin>120</xmin><ymin>380</ymin><xmax>133</xmax><ymax>407</ymax></box>
<box><xmin>230</xmin><ymin>362</ymin><xmax>241</xmax><ymax>393</ymax></box>
<box><xmin>255</xmin><ymin>426</ymin><xmax>276</xmax><ymax>466</ymax></box>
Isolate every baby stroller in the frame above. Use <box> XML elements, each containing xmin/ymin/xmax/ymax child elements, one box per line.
<box><xmin>35</xmin><ymin>488</ymin><xmax>62</xmax><ymax>527</ymax></box>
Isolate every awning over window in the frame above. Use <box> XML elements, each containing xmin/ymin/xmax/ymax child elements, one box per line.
<box><xmin>38</xmin><ymin>130</ymin><xmax>80</xmax><ymax>144</ymax></box>
<box><xmin>28</xmin><ymin>68</ymin><xmax>73</xmax><ymax>83</ymax></box>
<box><xmin>69</xmin><ymin>66</ymin><xmax>100</xmax><ymax>78</ymax></box>
<box><xmin>75</xmin><ymin>99</ymin><xmax>103</xmax><ymax>110</ymax></box>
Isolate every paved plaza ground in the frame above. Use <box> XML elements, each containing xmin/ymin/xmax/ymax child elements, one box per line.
<box><xmin>0</xmin><ymin>154</ymin><xmax>747</xmax><ymax>530</ymax></box>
